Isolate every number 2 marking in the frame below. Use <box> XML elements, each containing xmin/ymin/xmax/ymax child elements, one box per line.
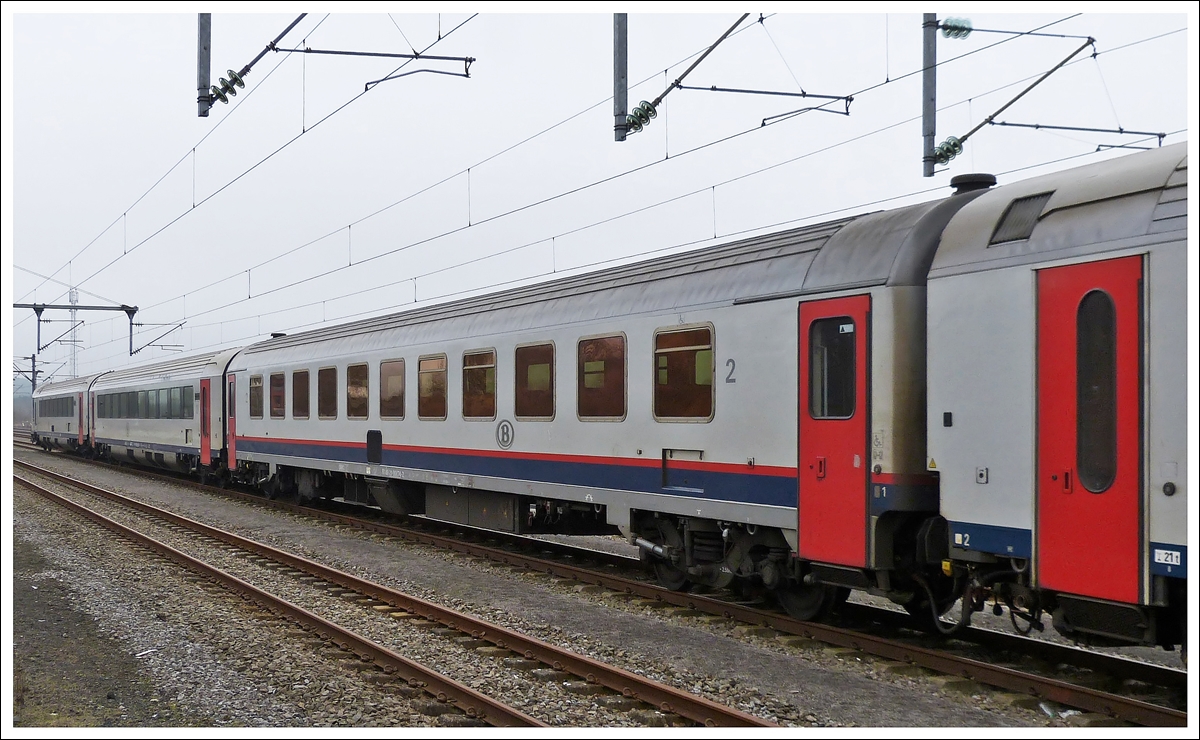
<box><xmin>725</xmin><ymin>359</ymin><xmax>736</xmax><ymax>383</ymax></box>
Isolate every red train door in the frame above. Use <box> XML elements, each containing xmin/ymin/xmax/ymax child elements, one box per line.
<box><xmin>226</xmin><ymin>376</ymin><xmax>237</xmax><ymax>471</ymax></box>
<box><xmin>798</xmin><ymin>294</ymin><xmax>870</xmax><ymax>567</ymax></box>
<box><xmin>77</xmin><ymin>393</ymin><xmax>84</xmax><ymax>445</ymax></box>
<box><xmin>200</xmin><ymin>379</ymin><xmax>211</xmax><ymax>466</ymax></box>
<box><xmin>1037</xmin><ymin>256</ymin><xmax>1141</xmax><ymax>605</ymax></box>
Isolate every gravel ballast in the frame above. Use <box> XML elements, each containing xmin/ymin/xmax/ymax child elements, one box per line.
<box><xmin>12</xmin><ymin>449</ymin><xmax>1093</xmax><ymax>728</ymax></box>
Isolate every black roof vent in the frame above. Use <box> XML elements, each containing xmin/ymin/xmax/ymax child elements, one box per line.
<box><xmin>951</xmin><ymin>173</ymin><xmax>997</xmax><ymax>194</ymax></box>
<box><xmin>989</xmin><ymin>191</ymin><xmax>1054</xmax><ymax>245</ymax></box>
<box><xmin>270</xmin><ymin>332</ymin><xmax>287</xmax><ymax>339</ymax></box>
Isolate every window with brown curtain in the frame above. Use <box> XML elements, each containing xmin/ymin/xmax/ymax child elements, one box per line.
<box><xmin>418</xmin><ymin>355</ymin><xmax>447</xmax><ymax>419</ymax></box>
<box><xmin>347</xmin><ymin>363</ymin><xmax>369</xmax><ymax>419</ymax></box>
<box><xmin>463</xmin><ymin>350</ymin><xmax>496</xmax><ymax>419</ymax></box>
<box><xmin>515</xmin><ymin>343</ymin><xmax>554</xmax><ymax>419</ymax></box>
<box><xmin>380</xmin><ymin>359</ymin><xmax>405</xmax><ymax>418</ymax></box>
<box><xmin>270</xmin><ymin>373</ymin><xmax>285</xmax><ymax>418</ymax></box>
<box><xmin>654</xmin><ymin>326</ymin><xmax>713</xmax><ymax>420</ymax></box>
<box><xmin>293</xmin><ymin>370</ymin><xmax>310</xmax><ymax>419</ymax></box>
<box><xmin>249</xmin><ymin>375</ymin><xmax>263</xmax><ymax>418</ymax></box>
<box><xmin>577</xmin><ymin>335</ymin><xmax>625</xmax><ymax>420</ymax></box>
<box><xmin>318</xmin><ymin>367</ymin><xmax>338</xmax><ymax>419</ymax></box>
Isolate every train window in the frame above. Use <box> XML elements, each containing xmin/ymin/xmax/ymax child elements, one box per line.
<box><xmin>809</xmin><ymin>317</ymin><xmax>856</xmax><ymax>419</ymax></box>
<box><xmin>653</xmin><ymin>326</ymin><xmax>714</xmax><ymax>421</ymax></box>
<box><xmin>515</xmin><ymin>343</ymin><xmax>554</xmax><ymax>420</ymax></box>
<box><xmin>418</xmin><ymin>355</ymin><xmax>447</xmax><ymax>420</ymax></box>
<box><xmin>115</xmin><ymin>394</ymin><xmax>124</xmax><ymax>419</ymax></box>
<box><xmin>347</xmin><ymin>363</ymin><xmax>369</xmax><ymax>420</ymax></box>
<box><xmin>126</xmin><ymin>392</ymin><xmax>136</xmax><ymax>418</ymax></box>
<box><xmin>293</xmin><ymin>370</ymin><xmax>310</xmax><ymax>419</ymax></box>
<box><xmin>137</xmin><ymin>391</ymin><xmax>147</xmax><ymax>419</ymax></box>
<box><xmin>170</xmin><ymin>387</ymin><xmax>182</xmax><ymax>419</ymax></box>
<box><xmin>181</xmin><ymin>386</ymin><xmax>194</xmax><ymax>419</ymax></box>
<box><xmin>577</xmin><ymin>335</ymin><xmax>626</xmax><ymax>420</ymax></box>
<box><xmin>318</xmin><ymin>367</ymin><xmax>338</xmax><ymax>419</ymax></box>
<box><xmin>270</xmin><ymin>373</ymin><xmax>286</xmax><ymax>419</ymax></box>
<box><xmin>463</xmin><ymin>350</ymin><xmax>496</xmax><ymax>420</ymax></box>
<box><xmin>157</xmin><ymin>389</ymin><xmax>169</xmax><ymax>418</ymax></box>
<box><xmin>380</xmin><ymin>359</ymin><xmax>405</xmax><ymax>419</ymax></box>
<box><xmin>249</xmin><ymin>375</ymin><xmax>264</xmax><ymax>419</ymax></box>
<box><xmin>148</xmin><ymin>389</ymin><xmax>159</xmax><ymax>419</ymax></box>
<box><xmin>97</xmin><ymin>395</ymin><xmax>106</xmax><ymax>419</ymax></box>
<box><xmin>1077</xmin><ymin>290</ymin><xmax>1117</xmax><ymax>493</ymax></box>
<box><xmin>989</xmin><ymin>191</ymin><xmax>1053</xmax><ymax>245</ymax></box>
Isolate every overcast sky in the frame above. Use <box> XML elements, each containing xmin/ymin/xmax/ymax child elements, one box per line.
<box><xmin>4</xmin><ymin>6</ymin><xmax>1196</xmax><ymax>387</ymax></box>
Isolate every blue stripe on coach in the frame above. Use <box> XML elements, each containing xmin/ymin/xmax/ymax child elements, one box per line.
<box><xmin>236</xmin><ymin>437</ymin><xmax>797</xmax><ymax>508</ymax></box>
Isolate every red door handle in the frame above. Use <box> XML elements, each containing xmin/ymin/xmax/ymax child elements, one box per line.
<box><xmin>816</xmin><ymin>457</ymin><xmax>827</xmax><ymax>479</ymax></box>
<box><xmin>1063</xmin><ymin>470</ymin><xmax>1072</xmax><ymax>493</ymax></box>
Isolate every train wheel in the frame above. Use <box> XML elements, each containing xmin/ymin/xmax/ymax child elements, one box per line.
<box><xmin>644</xmin><ymin>519</ymin><xmax>690</xmax><ymax>591</ymax></box>
<box><xmin>775</xmin><ymin>582</ymin><xmax>838</xmax><ymax>621</ymax></box>
<box><xmin>904</xmin><ymin>579</ymin><xmax>960</xmax><ymax>634</ymax></box>
<box><xmin>653</xmin><ymin>561</ymin><xmax>690</xmax><ymax>591</ymax></box>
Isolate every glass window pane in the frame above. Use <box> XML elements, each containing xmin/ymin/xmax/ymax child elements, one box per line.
<box><xmin>138</xmin><ymin>391</ymin><xmax>148</xmax><ymax>419</ymax></box>
<box><xmin>148</xmin><ymin>389</ymin><xmax>158</xmax><ymax>419</ymax></box>
<box><xmin>1077</xmin><ymin>290</ymin><xmax>1117</xmax><ymax>493</ymax></box>
<box><xmin>347</xmin><ymin>363</ymin><xmax>369</xmax><ymax>419</ymax></box>
<box><xmin>809</xmin><ymin>317</ymin><xmax>856</xmax><ymax>419</ymax></box>
<box><xmin>418</xmin><ymin>355</ymin><xmax>447</xmax><ymax>419</ymax></box>
<box><xmin>182</xmin><ymin>386</ymin><xmax>193</xmax><ymax>420</ymax></box>
<box><xmin>654</xmin><ymin>327</ymin><xmax>713</xmax><ymax>419</ymax></box>
<box><xmin>170</xmin><ymin>387</ymin><xmax>182</xmax><ymax>419</ymax></box>
<box><xmin>380</xmin><ymin>360</ymin><xmax>405</xmax><ymax>418</ymax></box>
<box><xmin>463</xmin><ymin>350</ymin><xmax>496</xmax><ymax>419</ymax></box>
<box><xmin>270</xmin><ymin>374</ymin><xmax>285</xmax><ymax>418</ymax></box>
<box><xmin>293</xmin><ymin>371</ymin><xmax>310</xmax><ymax>419</ymax></box>
<box><xmin>578</xmin><ymin>336</ymin><xmax>625</xmax><ymax>419</ymax></box>
<box><xmin>318</xmin><ymin>368</ymin><xmax>338</xmax><ymax>419</ymax></box>
<box><xmin>516</xmin><ymin>343</ymin><xmax>554</xmax><ymax>419</ymax></box>
<box><xmin>249</xmin><ymin>375</ymin><xmax>264</xmax><ymax>418</ymax></box>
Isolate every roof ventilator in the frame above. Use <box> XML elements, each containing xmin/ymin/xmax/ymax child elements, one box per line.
<box><xmin>988</xmin><ymin>191</ymin><xmax>1054</xmax><ymax>245</ymax></box>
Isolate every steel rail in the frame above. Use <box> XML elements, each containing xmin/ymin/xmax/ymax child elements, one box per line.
<box><xmin>14</xmin><ymin>449</ymin><xmax>1186</xmax><ymax>695</ymax></box>
<box><xmin>13</xmin><ymin>460</ymin><xmax>775</xmax><ymax>728</ymax></box>
<box><xmin>13</xmin><ymin>471</ymin><xmax>544</xmax><ymax>727</ymax></box>
<box><xmin>15</xmin><ymin>451</ymin><xmax>1185</xmax><ymax>725</ymax></box>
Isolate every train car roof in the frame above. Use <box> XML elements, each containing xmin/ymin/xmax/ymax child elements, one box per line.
<box><xmin>234</xmin><ymin>191</ymin><xmax>981</xmax><ymax>368</ymax></box>
<box><xmin>90</xmin><ymin>347</ymin><xmax>243</xmax><ymax>391</ymax></box>
<box><xmin>930</xmin><ymin>142</ymin><xmax>1187</xmax><ymax>278</ymax></box>
<box><xmin>31</xmin><ymin>372</ymin><xmax>108</xmax><ymax>400</ymax></box>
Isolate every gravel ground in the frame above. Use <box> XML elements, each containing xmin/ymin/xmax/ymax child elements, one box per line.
<box><xmin>11</xmin><ymin>448</ymin><xmax>1136</xmax><ymax>729</ymax></box>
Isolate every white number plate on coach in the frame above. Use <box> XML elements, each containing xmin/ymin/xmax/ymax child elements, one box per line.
<box><xmin>1154</xmin><ymin>549</ymin><xmax>1181</xmax><ymax>566</ymax></box>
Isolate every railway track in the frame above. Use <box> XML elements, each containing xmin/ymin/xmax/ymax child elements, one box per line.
<box><xmin>15</xmin><ymin>446</ymin><xmax>1188</xmax><ymax>727</ymax></box>
<box><xmin>13</xmin><ymin>459</ymin><xmax>776</xmax><ymax>728</ymax></box>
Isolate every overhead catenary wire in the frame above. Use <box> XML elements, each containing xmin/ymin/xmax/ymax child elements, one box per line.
<box><xmin>38</xmin><ymin>19</ymin><xmax>1184</xmax><ymax>371</ymax></box>
<box><xmin>77</xmin><ymin>130</ymin><xmax>1178</xmax><ymax>370</ymax></box>
<box><xmin>16</xmin><ymin>14</ymin><xmax>321</xmax><ymax>309</ymax></box>
<box><xmin>68</xmin><ymin>16</ymin><xmax>778</xmax><ymax>317</ymax></box>
<box><xmin>66</xmin><ymin>20</ymin><xmax>1186</xmax><ymax>368</ymax></box>
<box><xmin>13</xmin><ymin>12</ymin><xmax>444</xmax><ymax>320</ymax></box>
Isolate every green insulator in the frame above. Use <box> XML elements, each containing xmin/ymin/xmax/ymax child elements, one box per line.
<box><xmin>942</xmin><ymin>18</ymin><xmax>972</xmax><ymax>40</ymax></box>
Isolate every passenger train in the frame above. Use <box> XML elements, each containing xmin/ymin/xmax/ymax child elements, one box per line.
<box><xmin>32</xmin><ymin>142</ymin><xmax>1189</xmax><ymax>652</ymax></box>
